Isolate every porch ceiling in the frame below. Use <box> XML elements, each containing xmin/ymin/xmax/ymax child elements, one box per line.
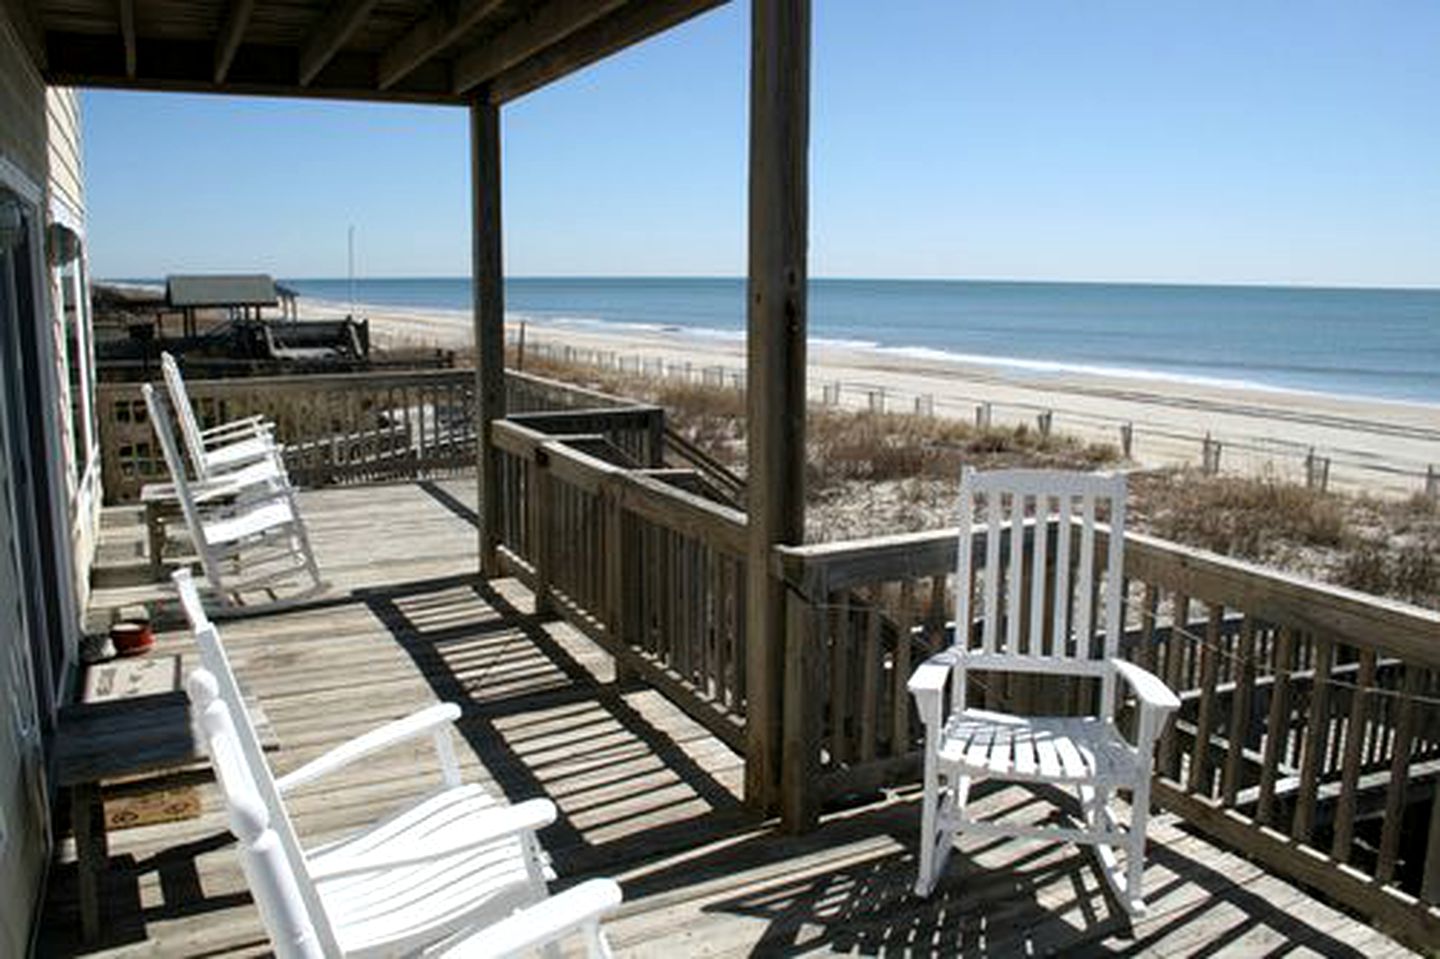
<box><xmin>9</xmin><ymin>0</ymin><xmax>727</xmax><ymax>105</ymax></box>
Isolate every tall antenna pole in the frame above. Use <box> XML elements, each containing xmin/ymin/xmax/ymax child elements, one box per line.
<box><xmin>347</xmin><ymin>224</ymin><xmax>356</xmax><ymax>315</ymax></box>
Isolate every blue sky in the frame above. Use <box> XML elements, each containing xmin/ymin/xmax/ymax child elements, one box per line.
<box><xmin>83</xmin><ymin>1</ymin><xmax>1440</xmax><ymax>287</ymax></box>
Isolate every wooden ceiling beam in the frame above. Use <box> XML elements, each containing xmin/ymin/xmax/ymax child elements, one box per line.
<box><xmin>117</xmin><ymin>0</ymin><xmax>136</xmax><ymax>77</ymax></box>
<box><xmin>298</xmin><ymin>0</ymin><xmax>382</xmax><ymax>85</ymax></box>
<box><xmin>451</xmin><ymin>0</ymin><xmax>627</xmax><ymax>95</ymax></box>
<box><xmin>213</xmin><ymin>0</ymin><xmax>256</xmax><ymax>84</ymax></box>
<box><xmin>44</xmin><ymin>33</ymin><xmax>468</xmax><ymax>104</ymax></box>
<box><xmin>488</xmin><ymin>0</ymin><xmax>726</xmax><ymax>104</ymax></box>
<box><xmin>377</xmin><ymin>0</ymin><xmax>504</xmax><ymax>90</ymax></box>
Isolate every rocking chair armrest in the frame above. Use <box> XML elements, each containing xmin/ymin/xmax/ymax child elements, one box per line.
<box><xmin>438</xmin><ymin>878</ymin><xmax>623</xmax><ymax>959</ymax></box>
<box><xmin>1112</xmin><ymin>660</ymin><xmax>1181</xmax><ymax>714</ymax></box>
<box><xmin>201</xmin><ymin>416</ymin><xmax>273</xmax><ymax>441</ymax></box>
<box><xmin>306</xmin><ymin>798</ymin><xmax>558</xmax><ymax>880</ymax></box>
<box><xmin>276</xmin><ymin>703</ymin><xmax>463</xmax><ymax>793</ymax></box>
<box><xmin>1113</xmin><ymin>660</ymin><xmax>1181</xmax><ymax>756</ymax></box>
<box><xmin>908</xmin><ymin>649</ymin><xmax>960</xmax><ymax>726</ymax></box>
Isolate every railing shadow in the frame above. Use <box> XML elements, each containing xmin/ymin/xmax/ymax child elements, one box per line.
<box><xmin>354</xmin><ymin>570</ymin><xmax>755</xmax><ymax>878</ymax></box>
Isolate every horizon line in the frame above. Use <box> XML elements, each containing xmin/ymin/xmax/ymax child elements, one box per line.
<box><xmin>99</xmin><ymin>274</ymin><xmax>1440</xmax><ymax>294</ymax></box>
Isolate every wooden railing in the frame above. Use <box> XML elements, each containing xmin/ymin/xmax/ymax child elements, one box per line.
<box><xmin>97</xmin><ymin>368</ymin><xmax>655</xmax><ymax>503</ymax></box>
<box><xmin>492</xmin><ymin>418</ymin><xmax>749</xmax><ymax>752</ymax></box>
<box><xmin>774</xmin><ymin>523</ymin><xmax>1440</xmax><ymax>948</ymax></box>
<box><xmin>99</xmin><ymin>360</ymin><xmax>1440</xmax><ymax>946</ymax></box>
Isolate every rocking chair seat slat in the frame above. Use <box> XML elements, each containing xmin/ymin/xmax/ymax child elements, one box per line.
<box><xmin>938</xmin><ymin>709</ymin><xmax>1137</xmax><ymax>785</ymax></box>
<box><xmin>311</xmin><ymin>785</ymin><xmax>542</xmax><ymax>954</ymax></box>
<box><xmin>203</xmin><ymin>498</ymin><xmax>296</xmax><ymax>544</ymax></box>
<box><xmin>204</xmin><ymin>433</ymin><xmax>278</xmax><ymax>474</ymax></box>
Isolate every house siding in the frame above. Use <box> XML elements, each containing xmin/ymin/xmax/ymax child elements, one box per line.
<box><xmin>1</xmin><ymin>10</ymin><xmax>91</xmax><ymax>957</ymax></box>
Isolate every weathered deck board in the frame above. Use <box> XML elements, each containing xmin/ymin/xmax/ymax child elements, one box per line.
<box><xmin>39</xmin><ymin>481</ymin><xmax>1418</xmax><ymax>957</ymax></box>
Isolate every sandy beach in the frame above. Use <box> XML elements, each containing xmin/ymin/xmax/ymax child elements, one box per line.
<box><xmin>305</xmin><ymin>298</ymin><xmax>1440</xmax><ymax>498</ymax></box>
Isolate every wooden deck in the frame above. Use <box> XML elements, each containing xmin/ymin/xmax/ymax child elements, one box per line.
<box><xmin>40</xmin><ymin>480</ymin><xmax>1419</xmax><ymax>957</ymax></box>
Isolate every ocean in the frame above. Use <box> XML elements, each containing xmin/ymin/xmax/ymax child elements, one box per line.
<box><xmin>281</xmin><ymin>277</ymin><xmax>1440</xmax><ymax>406</ymax></box>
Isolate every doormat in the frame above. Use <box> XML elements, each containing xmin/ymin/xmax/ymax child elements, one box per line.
<box><xmin>104</xmin><ymin>783</ymin><xmax>202</xmax><ymax>831</ymax></box>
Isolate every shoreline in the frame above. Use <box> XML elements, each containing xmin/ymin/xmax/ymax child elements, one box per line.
<box><xmin>301</xmin><ymin>296</ymin><xmax>1440</xmax><ymax>498</ymax></box>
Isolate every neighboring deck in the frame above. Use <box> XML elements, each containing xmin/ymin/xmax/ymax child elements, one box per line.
<box><xmin>40</xmin><ymin>481</ymin><xmax>1417</xmax><ymax>956</ymax></box>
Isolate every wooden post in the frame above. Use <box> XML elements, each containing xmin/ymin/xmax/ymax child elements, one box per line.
<box><xmin>1428</xmin><ymin>465</ymin><xmax>1438</xmax><ymax>502</ymax></box>
<box><xmin>1120</xmin><ymin>421</ymin><xmax>1134</xmax><ymax>459</ymax></box>
<box><xmin>1037</xmin><ymin>409</ymin><xmax>1053</xmax><ymax>438</ymax></box>
<box><xmin>1202</xmin><ymin>433</ymin><xmax>1221</xmax><ymax>475</ymax></box>
<box><xmin>471</xmin><ymin>98</ymin><xmax>505</xmax><ymax>578</ymax></box>
<box><xmin>746</xmin><ymin>0</ymin><xmax>810</xmax><ymax>815</ymax></box>
<box><xmin>781</xmin><ymin>566</ymin><xmax>823</xmax><ymax>831</ymax></box>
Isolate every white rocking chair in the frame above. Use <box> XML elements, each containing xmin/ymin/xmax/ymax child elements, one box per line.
<box><xmin>188</xmin><ymin>675</ymin><xmax>622</xmax><ymax>958</ymax></box>
<box><xmin>182</xmin><ymin>616</ymin><xmax>621</xmax><ymax>957</ymax></box>
<box><xmin>144</xmin><ymin>383</ymin><xmax>322</xmax><ymax>605</ymax></box>
<box><xmin>161</xmin><ymin>351</ymin><xmax>278</xmax><ymax>480</ymax></box>
<box><xmin>908</xmin><ymin>469</ymin><xmax>1179</xmax><ymax>915</ymax></box>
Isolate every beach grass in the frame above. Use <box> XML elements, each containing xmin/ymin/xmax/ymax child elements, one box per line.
<box><xmin>513</xmin><ymin>351</ymin><xmax>1438</xmax><ymax>610</ymax></box>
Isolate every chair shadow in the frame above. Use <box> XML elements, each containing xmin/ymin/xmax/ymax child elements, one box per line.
<box><xmin>628</xmin><ymin>794</ymin><xmax>1379</xmax><ymax>957</ymax></box>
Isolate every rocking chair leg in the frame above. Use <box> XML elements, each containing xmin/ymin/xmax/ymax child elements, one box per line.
<box><xmin>1126</xmin><ymin>775</ymin><xmax>1152</xmax><ymax>916</ymax></box>
<box><xmin>915</xmin><ymin>771</ymin><xmax>942</xmax><ymax>897</ymax></box>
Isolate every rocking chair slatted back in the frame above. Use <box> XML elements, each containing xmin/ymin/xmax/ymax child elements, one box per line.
<box><xmin>188</xmin><ymin>675</ymin><xmax>325</xmax><ymax>959</ymax></box>
<box><xmin>161</xmin><ymin>352</ymin><xmax>213</xmax><ymax>480</ymax></box>
<box><xmin>189</xmin><ymin>628</ymin><xmax>341</xmax><ymax>954</ymax></box>
<box><xmin>143</xmin><ymin>384</ymin><xmax>224</xmax><ymax>589</ymax></box>
<box><xmin>953</xmin><ymin>469</ymin><xmax>1127</xmax><ymax>711</ymax></box>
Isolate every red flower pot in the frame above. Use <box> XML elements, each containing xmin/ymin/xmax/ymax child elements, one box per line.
<box><xmin>110</xmin><ymin>621</ymin><xmax>155</xmax><ymax>657</ymax></box>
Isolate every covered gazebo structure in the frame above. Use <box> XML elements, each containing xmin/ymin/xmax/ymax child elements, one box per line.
<box><xmin>17</xmin><ymin>0</ymin><xmax>811</xmax><ymax>811</ymax></box>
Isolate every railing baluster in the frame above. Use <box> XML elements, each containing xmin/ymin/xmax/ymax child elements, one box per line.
<box><xmin>893</xmin><ymin>580</ymin><xmax>916</xmax><ymax>753</ymax></box>
<box><xmin>1188</xmin><ymin>604</ymin><xmax>1223</xmax><ymax>796</ymax></box>
<box><xmin>1293</xmin><ymin>635</ymin><xmax>1335</xmax><ymax>843</ymax></box>
<box><xmin>860</xmin><ymin>602</ymin><xmax>880</xmax><ymax>763</ymax></box>
<box><xmin>1256</xmin><ymin>626</ymin><xmax>1296</xmax><ymax>827</ymax></box>
<box><xmin>1332</xmin><ymin>647</ymin><xmax>1376</xmax><ymax>863</ymax></box>
<box><xmin>829</xmin><ymin>591</ymin><xmax>851</xmax><ymax>767</ymax></box>
<box><xmin>1221</xmin><ymin>616</ymin><xmax>1257</xmax><ymax>806</ymax></box>
<box><xmin>1423</xmin><ymin>779</ymin><xmax>1440</xmax><ymax>904</ymax></box>
<box><xmin>1159</xmin><ymin>592</ymin><xmax>1190</xmax><ymax>780</ymax></box>
<box><xmin>1377</xmin><ymin>665</ymin><xmax>1425</xmax><ymax>883</ymax></box>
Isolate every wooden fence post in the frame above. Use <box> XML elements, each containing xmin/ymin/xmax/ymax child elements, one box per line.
<box><xmin>1428</xmin><ymin>465</ymin><xmax>1438</xmax><ymax>502</ymax></box>
<box><xmin>1037</xmin><ymin>410</ymin><xmax>1053</xmax><ymax>438</ymax></box>
<box><xmin>1120</xmin><ymin>422</ymin><xmax>1134</xmax><ymax>459</ymax></box>
<box><xmin>975</xmin><ymin>402</ymin><xmax>992</xmax><ymax>430</ymax></box>
<box><xmin>1202</xmin><ymin>433</ymin><xmax>1222</xmax><ymax>475</ymax></box>
<box><xmin>1305</xmin><ymin>448</ymin><xmax>1330</xmax><ymax>492</ymax></box>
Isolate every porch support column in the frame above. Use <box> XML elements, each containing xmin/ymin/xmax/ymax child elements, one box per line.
<box><xmin>471</xmin><ymin>97</ymin><xmax>505</xmax><ymax>577</ymax></box>
<box><xmin>744</xmin><ymin>0</ymin><xmax>810</xmax><ymax>813</ymax></box>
